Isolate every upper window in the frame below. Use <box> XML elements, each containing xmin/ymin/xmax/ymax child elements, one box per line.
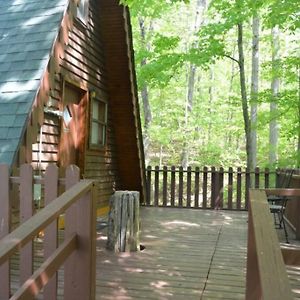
<box><xmin>90</xmin><ymin>95</ymin><xmax>107</xmax><ymax>149</ymax></box>
<box><xmin>77</xmin><ymin>0</ymin><xmax>89</xmax><ymax>26</ymax></box>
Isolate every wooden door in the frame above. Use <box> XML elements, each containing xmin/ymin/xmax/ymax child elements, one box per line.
<box><xmin>59</xmin><ymin>82</ymin><xmax>87</xmax><ymax>171</ymax></box>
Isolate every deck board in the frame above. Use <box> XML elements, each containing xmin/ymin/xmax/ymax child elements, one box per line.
<box><xmin>9</xmin><ymin>206</ymin><xmax>300</xmax><ymax>299</ymax></box>
<box><xmin>96</xmin><ymin>207</ymin><xmax>248</xmax><ymax>299</ymax></box>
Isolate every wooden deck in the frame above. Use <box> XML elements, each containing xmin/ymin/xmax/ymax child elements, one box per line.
<box><xmin>96</xmin><ymin>207</ymin><xmax>248</xmax><ymax>299</ymax></box>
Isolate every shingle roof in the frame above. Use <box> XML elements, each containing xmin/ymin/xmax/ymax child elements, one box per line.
<box><xmin>0</xmin><ymin>0</ymin><xmax>68</xmax><ymax>166</ymax></box>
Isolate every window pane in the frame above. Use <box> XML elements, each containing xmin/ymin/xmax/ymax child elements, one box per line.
<box><xmin>91</xmin><ymin>122</ymin><xmax>99</xmax><ymax>144</ymax></box>
<box><xmin>99</xmin><ymin>124</ymin><xmax>105</xmax><ymax>145</ymax></box>
<box><xmin>99</xmin><ymin>101</ymin><xmax>106</xmax><ymax>123</ymax></box>
<box><xmin>92</xmin><ymin>101</ymin><xmax>99</xmax><ymax>120</ymax></box>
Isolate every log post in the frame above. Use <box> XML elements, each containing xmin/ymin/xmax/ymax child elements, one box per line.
<box><xmin>107</xmin><ymin>191</ymin><xmax>140</xmax><ymax>252</ymax></box>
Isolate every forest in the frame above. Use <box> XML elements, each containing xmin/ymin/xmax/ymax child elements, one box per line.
<box><xmin>122</xmin><ymin>0</ymin><xmax>300</xmax><ymax>169</ymax></box>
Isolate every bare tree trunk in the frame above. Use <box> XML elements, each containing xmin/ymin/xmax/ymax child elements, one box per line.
<box><xmin>181</xmin><ymin>0</ymin><xmax>206</xmax><ymax>168</ymax></box>
<box><xmin>207</xmin><ymin>67</ymin><xmax>214</xmax><ymax>142</ymax></box>
<box><xmin>269</xmin><ymin>26</ymin><xmax>280</xmax><ymax>165</ymax></box>
<box><xmin>139</xmin><ymin>17</ymin><xmax>152</xmax><ymax>164</ymax></box>
<box><xmin>250</xmin><ymin>16</ymin><xmax>260</xmax><ymax>170</ymax></box>
<box><xmin>237</xmin><ymin>23</ymin><xmax>251</xmax><ymax>169</ymax></box>
<box><xmin>297</xmin><ymin>66</ymin><xmax>300</xmax><ymax>167</ymax></box>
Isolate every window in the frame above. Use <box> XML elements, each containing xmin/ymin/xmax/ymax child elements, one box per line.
<box><xmin>90</xmin><ymin>95</ymin><xmax>107</xmax><ymax>148</ymax></box>
<box><xmin>77</xmin><ymin>0</ymin><xmax>89</xmax><ymax>26</ymax></box>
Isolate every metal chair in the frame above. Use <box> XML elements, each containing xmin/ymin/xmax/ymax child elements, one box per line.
<box><xmin>268</xmin><ymin>169</ymin><xmax>294</xmax><ymax>243</ymax></box>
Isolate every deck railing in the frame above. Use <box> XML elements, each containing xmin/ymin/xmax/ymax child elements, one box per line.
<box><xmin>0</xmin><ymin>164</ymin><xmax>96</xmax><ymax>300</ymax></box>
<box><xmin>145</xmin><ymin>166</ymin><xmax>279</xmax><ymax>210</ymax></box>
<box><xmin>246</xmin><ymin>188</ymin><xmax>300</xmax><ymax>299</ymax></box>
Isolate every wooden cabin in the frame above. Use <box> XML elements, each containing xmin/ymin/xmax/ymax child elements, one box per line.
<box><xmin>0</xmin><ymin>0</ymin><xmax>146</xmax><ymax>213</ymax></box>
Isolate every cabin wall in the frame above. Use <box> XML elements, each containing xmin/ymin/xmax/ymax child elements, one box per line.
<box><xmin>31</xmin><ymin>0</ymin><xmax>120</xmax><ymax>209</ymax></box>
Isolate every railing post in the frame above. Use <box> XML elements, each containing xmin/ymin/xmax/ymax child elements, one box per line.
<box><xmin>146</xmin><ymin>166</ymin><xmax>152</xmax><ymax>205</ymax></box>
<box><xmin>228</xmin><ymin>167</ymin><xmax>233</xmax><ymax>209</ymax></box>
<box><xmin>170</xmin><ymin>166</ymin><xmax>176</xmax><ymax>207</ymax></box>
<box><xmin>0</xmin><ymin>164</ymin><xmax>10</xmax><ymax>299</ymax></box>
<box><xmin>154</xmin><ymin>166</ymin><xmax>159</xmax><ymax>206</ymax></box>
<box><xmin>255</xmin><ymin>167</ymin><xmax>260</xmax><ymax>188</ymax></box>
<box><xmin>245</xmin><ymin>168</ymin><xmax>250</xmax><ymax>209</ymax></box>
<box><xmin>64</xmin><ymin>165</ymin><xmax>96</xmax><ymax>300</ymax></box>
<box><xmin>20</xmin><ymin>164</ymin><xmax>33</xmax><ymax>284</ymax></box>
<box><xmin>162</xmin><ymin>166</ymin><xmax>168</xmax><ymax>206</ymax></box>
<box><xmin>217</xmin><ymin>167</ymin><xmax>224</xmax><ymax>209</ymax></box>
<box><xmin>44</xmin><ymin>165</ymin><xmax>59</xmax><ymax>300</ymax></box>
<box><xmin>236</xmin><ymin>167</ymin><xmax>242</xmax><ymax>210</ymax></box>
<box><xmin>194</xmin><ymin>167</ymin><xmax>200</xmax><ymax>208</ymax></box>
<box><xmin>178</xmin><ymin>166</ymin><xmax>184</xmax><ymax>207</ymax></box>
<box><xmin>187</xmin><ymin>166</ymin><xmax>192</xmax><ymax>207</ymax></box>
<box><xmin>211</xmin><ymin>166</ymin><xmax>217</xmax><ymax>208</ymax></box>
<box><xmin>264</xmin><ymin>168</ymin><xmax>270</xmax><ymax>188</ymax></box>
<box><xmin>203</xmin><ymin>166</ymin><xmax>208</xmax><ymax>209</ymax></box>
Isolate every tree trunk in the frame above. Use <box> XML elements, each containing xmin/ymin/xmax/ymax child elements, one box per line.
<box><xmin>207</xmin><ymin>67</ymin><xmax>214</xmax><ymax>143</ymax></box>
<box><xmin>139</xmin><ymin>17</ymin><xmax>153</xmax><ymax>164</ymax></box>
<box><xmin>237</xmin><ymin>23</ymin><xmax>251</xmax><ymax>169</ymax></box>
<box><xmin>250</xmin><ymin>16</ymin><xmax>260</xmax><ymax>170</ymax></box>
<box><xmin>107</xmin><ymin>191</ymin><xmax>140</xmax><ymax>252</ymax></box>
<box><xmin>269</xmin><ymin>26</ymin><xmax>280</xmax><ymax>165</ymax></box>
<box><xmin>181</xmin><ymin>0</ymin><xmax>206</xmax><ymax>167</ymax></box>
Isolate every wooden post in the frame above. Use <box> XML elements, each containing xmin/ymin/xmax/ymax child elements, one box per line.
<box><xmin>228</xmin><ymin>167</ymin><xmax>233</xmax><ymax>209</ymax></box>
<box><xmin>203</xmin><ymin>167</ymin><xmax>208</xmax><ymax>209</ymax></box>
<box><xmin>154</xmin><ymin>166</ymin><xmax>159</xmax><ymax>206</ymax></box>
<box><xmin>194</xmin><ymin>167</ymin><xmax>200</xmax><ymax>208</ymax></box>
<box><xmin>178</xmin><ymin>166</ymin><xmax>183</xmax><ymax>207</ymax></box>
<box><xmin>44</xmin><ymin>165</ymin><xmax>59</xmax><ymax>300</ymax></box>
<box><xmin>64</xmin><ymin>165</ymin><xmax>96</xmax><ymax>300</ymax></box>
<box><xmin>245</xmin><ymin>168</ymin><xmax>250</xmax><ymax>210</ymax></box>
<box><xmin>0</xmin><ymin>164</ymin><xmax>10</xmax><ymax>299</ymax></box>
<box><xmin>170</xmin><ymin>166</ymin><xmax>176</xmax><ymax>207</ymax></box>
<box><xmin>20</xmin><ymin>164</ymin><xmax>33</xmax><ymax>284</ymax></box>
<box><xmin>162</xmin><ymin>166</ymin><xmax>168</xmax><ymax>206</ymax></box>
<box><xmin>236</xmin><ymin>167</ymin><xmax>242</xmax><ymax>210</ymax></box>
<box><xmin>146</xmin><ymin>166</ymin><xmax>152</xmax><ymax>205</ymax></box>
<box><xmin>107</xmin><ymin>191</ymin><xmax>140</xmax><ymax>252</ymax></box>
<box><xmin>187</xmin><ymin>166</ymin><xmax>192</xmax><ymax>207</ymax></box>
<box><xmin>255</xmin><ymin>167</ymin><xmax>260</xmax><ymax>188</ymax></box>
<box><xmin>264</xmin><ymin>168</ymin><xmax>270</xmax><ymax>188</ymax></box>
<box><xmin>211</xmin><ymin>166</ymin><xmax>217</xmax><ymax>208</ymax></box>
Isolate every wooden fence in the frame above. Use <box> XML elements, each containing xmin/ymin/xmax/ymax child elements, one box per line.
<box><xmin>246</xmin><ymin>188</ymin><xmax>300</xmax><ymax>299</ymax></box>
<box><xmin>145</xmin><ymin>166</ymin><xmax>281</xmax><ymax>210</ymax></box>
<box><xmin>0</xmin><ymin>164</ymin><xmax>96</xmax><ymax>300</ymax></box>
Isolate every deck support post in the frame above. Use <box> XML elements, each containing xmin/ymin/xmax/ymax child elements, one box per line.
<box><xmin>107</xmin><ymin>191</ymin><xmax>140</xmax><ymax>252</ymax></box>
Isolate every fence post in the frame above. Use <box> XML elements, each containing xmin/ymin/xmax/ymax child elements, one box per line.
<box><xmin>0</xmin><ymin>164</ymin><xmax>10</xmax><ymax>299</ymax></box>
<box><xmin>217</xmin><ymin>167</ymin><xmax>224</xmax><ymax>209</ymax></box>
<box><xmin>264</xmin><ymin>168</ymin><xmax>270</xmax><ymax>188</ymax></box>
<box><xmin>255</xmin><ymin>167</ymin><xmax>260</xmax><ymax>188</ymax></box>
<box><xmin>162</xmin><ymin>166</ymin><xmax>168</xmax><ymax>206</ymax></box>
<box><xmin>146</xmin><ymin>166</ymin><xmax>152</xmax><ymax>205</ymax></box>
<box><xmin>171</xmin><ymin>166</ymin><xmax>176</xmax><ymax>206</ymax></box>
<box><xmin>20</xmin><ymin>164</ymin><xmax>33</xmax><ymax>284</ymax></box>
<box><xmin>194</xmin><ymin>167</ymin><xmax>200</xmax><ymax>208</ymax></box>
<box><xmin>64</xmin><ymin>165</ymin><xmax>96</xmax><ymax>300</ymax></box>
<box><xmin>44</xmin><ymin>165</ymin><xmax>59</xmax><ymax>300</ymax></box>
<box><xmin>228</xmin><ymin>167</ymin><xmax>233</xmax><ymax>209</ymax></box>
<box><xmin>211</xmin><ymin>166</ymin><xmax>217</xmax><ymax>208</ymax></box>
<box><xmin>187</xmin><ymin>166</ymin><xmax>192</xmax><ymax>207</ymax></box>
<box><xmin>236</xmin><ymin>167</ymin><xmax>242</xmax><ymax>210</ymax></box>
<box><xmin>245</xmin><ymin>168</ymin><xmax>250</xmax><ymax>210</ymax></box>
<box><xmin>203</xmin><ymin>166</ymin><xmax>208</xmax><ymax>209</ymax></box>
<box><xmin>154</xmin><ymin>166</ymin><xmax>159</xmax><ymax>206</ymax></box>
<box><xmin>178</xmin><ymin>166</ymin><xmax>184</xmax><ymax>207</ymax></box>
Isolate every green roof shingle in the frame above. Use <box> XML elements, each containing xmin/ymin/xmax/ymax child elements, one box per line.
<box><xmin>0</xmin><ymin>0</ymin><xmax>68</xmax><ymax>166</ymax></box>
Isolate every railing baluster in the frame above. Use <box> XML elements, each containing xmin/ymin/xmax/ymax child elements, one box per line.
<box><xmin>264</xmin><ymin>168</ymin><xmax>270</xmax><ymax>188</ymax></box>
<box><xmin>203</xmin><ymin>167</ymin><xmax>208</xmax><ymax>209</ymax></box>
<box><xmin>162</xmin><ymin>166</ymin><xmax>168</xmax><ymax>206</ymax></box>
<box><xmin>20</xmin><ymin>164</ymin><xmax>33</xmax><ymax>284</ymax></box>
<box><xmin>228</xmin><ymin>167</ymin><xmax>233</xmax><ymax>209</ymax></box>
<box><xmin>187</xmin><ymin>166</ymin><xmax>192</xmax><ymax>207</ymax></box>
<box><xmin>154</xmin><ymin>166</ymin><xmax>159</xmax><ymax>206</ymax></box>
<box><xmin>237</xmin><ymin>167</ymin><xmax>242</xmax><ymax>210</ymax></box>
<box><xmin>211</xmin><ymin>166</ymin><xmax>216</xmax><ymax>208</ymax></box>
<box><xmin>245</xmin><ymin>168</ymin><xmax>250</xmax><ymax>210</ymax></box>
<box><xmin>194</xmin><ymin>167</ymin><xmax>200</xmax><ymax>208</ymax></box>
<box><xmin>178</xmin><ymin>166</ymin><xmax>183</xmax><ymax>207</ymax></box>
<box><xmin>146</xmin><ymin>166</ymin><xmax>152</xmax><ymax>205</ymax></box>
<box><xmin>171</xmin><ymin>166</ymin><xmax>175</xmax><ymax>207</ymax></box>
<box><xmin>255</xmin><ymin>167</ymin><xmax>260</xmax><ymax>188</ymax></box>
<box><xmin>44</xmin><ymin>165</ymin><xmax>59</xmax><ymax>300</ymax></box>
<box><xmin>218</xmin><ymin>167</ymin><xmax>224</xmax><ymax>209</ymax></box>
<box><xmin>0</xmin><ymin>164</ymin><xmax>10</xmax><ymax>299</ymax></box>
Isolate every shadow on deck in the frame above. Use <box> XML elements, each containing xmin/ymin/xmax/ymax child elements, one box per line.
<box><xmin>96</xmin><ymin>207</ymin><xmax>248</xmax><ymax>300</ymax></box>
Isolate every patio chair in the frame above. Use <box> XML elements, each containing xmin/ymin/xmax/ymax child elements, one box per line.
<box><xmin>268</xmin><ymin>169</ymin><xmax>295</xmax><ymax>243</ymax></box>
